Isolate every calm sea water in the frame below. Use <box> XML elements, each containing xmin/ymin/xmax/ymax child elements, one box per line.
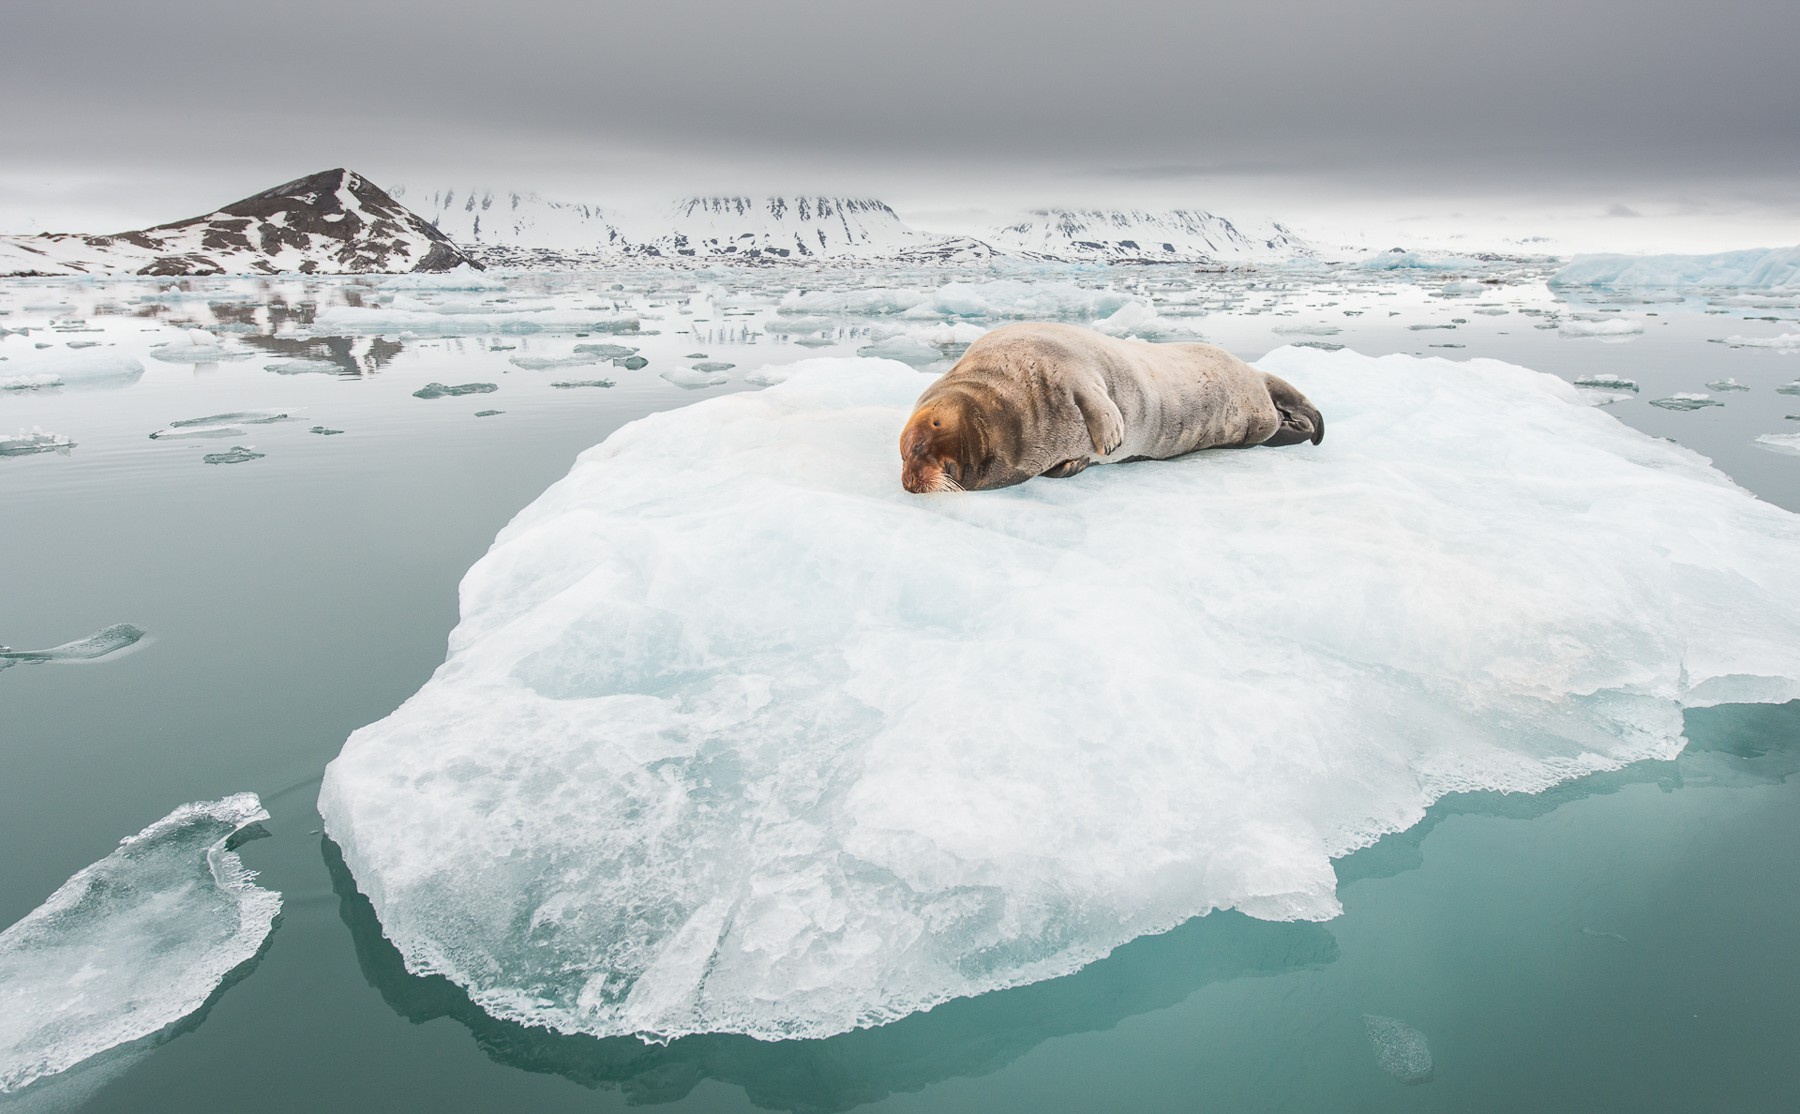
<box><xmin>2</xmin><ymin>263</ymin><xmax>1797</xmax><ymax>1112</ymax></box>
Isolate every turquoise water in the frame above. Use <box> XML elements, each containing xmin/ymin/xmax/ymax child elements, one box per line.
<box><xmin>2</xmin><ymin>265</ymin><xmax>1798</xmax><ymax>1111</ymax></box>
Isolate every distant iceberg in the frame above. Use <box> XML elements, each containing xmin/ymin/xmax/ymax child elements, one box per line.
<box><xmin>319</xmin><ymin>351</ymin><xmax>1800</xmax><ymax>1044</ymax></box>
<box><xmin>1550</xmin><ymin>245</ymin><xmax>1800</xmax><ymax>289</ymax></box>
<box><xmin>0</xmin><ymin>795</ymin><xmax>279</xmax><ymax>1095</ymax></box>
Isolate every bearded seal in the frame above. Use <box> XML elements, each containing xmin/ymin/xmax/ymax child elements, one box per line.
<box><xmin>899</xmin><ymin>322</ymin><xmax>1323</xmax><ymax>493</ymax></box>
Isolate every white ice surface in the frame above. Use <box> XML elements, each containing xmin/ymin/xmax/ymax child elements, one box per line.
<box><xmin>1551</xmin><ymin>245</ymin><xmax>1800</xmax><ymax>289</ymax></box>
<box><xmin>0</xmin><ymin>795</ymin><xmax>279</xmax><ymax>1095</ymax></box>
<box><xmin>319</xmin><ymin>350</ymin><xmax>1800</xmax><ymax>1043</ymax></box>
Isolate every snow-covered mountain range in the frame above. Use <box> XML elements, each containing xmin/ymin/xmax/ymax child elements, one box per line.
<box><xmin>987</xmin><ymin>208</ymin><xmax>1312</xmax><ymax>264</ymax></box>
<box><xmin>0</xmin><ymin>169</ymin><xmax>1322</xmax><ymax>274</ymax></box>
<box><xmin>0</xmin><ymin>170</ymin><xmax>478</xmax><ymax>277</ymax></box>
<box><xmin>395</xmin><ymin>185</ymin><xmax>1316</xmax><ymax>266</ymax></box>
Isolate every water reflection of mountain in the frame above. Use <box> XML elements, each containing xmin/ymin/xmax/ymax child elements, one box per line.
<box><xmin>239</xmin><ymin>334</ymin><xmax>405</xmax><ymax>377</ymax></box>
<box><xmin>324</xmin><ymin>838</ymin><xmax>1339</xmax><ymax>1112</ymax></box>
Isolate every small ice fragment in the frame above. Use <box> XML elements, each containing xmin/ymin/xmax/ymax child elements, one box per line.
<box><xmin>1362</xmin><ymin>1015</ymin><xmax>1434</xmax><ymax>1084</ymax></box>
<box><xmin>660</xmin><ymin>367</ymin><xmax>729</xmax><ymax>389</ymax></box>
<box><xmin>0</xmin><ymin>374</ymin><xmax>64</xmax><ymax>390</ymax></box>
<box><xmin>149</xmin><ymin>411</ymin><xmax>290</xmax><ymax>440</ymax></box>
<box><xmin>1272</xmin><ymin>323</ymin><xmax>1341</xmax><ymax>336</ymax></box>
<box><xmin>1705</xmin><ymin>378</ymin><xmax>1750</xmax><ymax>392</ymax></box>
<box><xmin>0</xmin><ymin>429</ymin><xmax>74</xmax><ymax>457</ymax></box>
<box><xmin>309</xmin><ymin>426</ymin><xmax>345</xmax><ymax>436</ymax></box>
<box><xmin>1580</xmin><ymin>926</ymin><xmax>1630</xmax><ymax>943</ymax></box>
<box><xmin>0</xmin><ymin>794</ymin><xmax>280</xmax><ymax>1095</ymax></box>
<box><xmin>1649</xmin><ymin>394</ymin><xmax>1722</xmax><ymax>411</ymax></box>
<box><xmin>690</xmin><ymin>361</ymin><xmax>736</xmax><ymax>373</ymax></box>
<box><xmin>1573</xmin><ymin>375</ymin><xmax>1640</xmax><ymax>392</ymax></box>
<box><xmin>1292</xmin><ymin>341</ymin><xmax>1344</xmax><ymax>351</ymax></box>
<box><xmin>264</xmin><ymin>359</ymin><xmax>345</xmax><ymax>376</ymax></box>
<box><xmin>1724</xmin><ymin>333</ymin><xmax>1800</xmax><ymax>350</ymax></box>
<box><xmin>572</xmin><ymin>343</ymin><xmax>639</xmax><ymax>359</ymax></box>
<box><xmin>0</xmin><ymin>624</ymin><xmax>145</xmax><ymax>667</ymax></box>
<box><xmin>1754</xmin><ymin>433</ymin><xmax>1800</xmax><ymax>456</ymax></box>
<box><xmin>413</xmin><ymin>382</ymin><xmax>498</xmax><ymax>399</ymax></box>
<box><xmin>614</xmin><ymin>356</ymin><xmax>649</xmax><ymax>370</ymax></box>
<box><xmin>510</xmin><ymin>354</ymin><xmax>602</xmax><ymax>371</ymax></box>
<box><xmin>474</xmin><ymin>410</ymin><xmax>504</xmax><ymax>417</ymax></box>
<box><xmin>1779</xmin><ymin>381</ymin><xmax>1800</xmax><ymax>396</ymax></box>
<box><xmin>551</xmin><ymin>379</ymin><xmax>616</xmax><ymax>389</ymax></box>
<box><xmin>1560</xmin><ymin>318</ymin><xmax>1646</xmax><ymax>338</ymax></box>
<box><xmin>1407</xmin><ymin>323</ymin><xmax>1456</xmax><ymax>331</ymax></box>
<box><xmin>684</xmin><ymin>351</ymin><xmax>708</xmax><ymax>359</ymax></box>
<box><xmin>202</xmin><ymin>446</ymin><xmax>264</xmax><ymax>465</ymax></box>
<box><xmin>857</xmin><ymin>336</ymin><xmax>942</xmax><ymax>365</ymax></box>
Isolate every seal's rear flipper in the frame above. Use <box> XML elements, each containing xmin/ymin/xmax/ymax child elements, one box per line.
<box><xmin>1042</xmin><ymin>458</ymin><xmax>1089</xmax><ymax>478</ymax></box>
<box><xmin>1262</xmin><ymin>373</ymin><xmax>1325</xmax><ymax>447</ymax></box>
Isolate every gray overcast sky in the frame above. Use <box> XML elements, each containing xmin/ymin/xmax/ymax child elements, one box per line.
<box><xmin>3</xmin><ymin>0</ymin><xmax>1797</xmax><ymax>248</ymax></box>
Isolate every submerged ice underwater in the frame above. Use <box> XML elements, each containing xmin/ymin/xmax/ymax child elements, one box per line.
<box><xmin>4</xmin><ymin>260</ymin><xmax>1800</xmax><ymax>1111</ymax></box>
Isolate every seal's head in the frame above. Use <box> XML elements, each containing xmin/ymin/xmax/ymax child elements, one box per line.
<box><xmin>900</xmin><ymin>394</ymin><xmax>983</xmax><ymax>493</ymax></box>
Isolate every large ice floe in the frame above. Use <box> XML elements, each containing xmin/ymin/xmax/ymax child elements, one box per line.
<box><xmin>1550</xmin><ymin>245</ymin><xmax>1800</xmax><ymax>290</ymax></box>
<box><xmin>319</xmin><ymin>349</ymin><xmax>1800</xmax><ymax>1044</ymax></box>
<box><xmin>0</xmin><ymin>795</ymin><xmax>279</xmax><ymax>1095</ymax></box>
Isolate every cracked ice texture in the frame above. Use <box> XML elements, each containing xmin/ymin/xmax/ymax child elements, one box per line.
<box><xmin>319</xmin><ymin>349</ymin><xmax>1800</xmax><ymax>1042</ymax></box>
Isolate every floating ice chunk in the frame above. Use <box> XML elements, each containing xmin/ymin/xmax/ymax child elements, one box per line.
<box><xmin>0</xmin><ymin>624</ymin><xmax>145</xmax><ymax>669</ymax></box>
<box><xmin>264</xmin><ymin>358</ymin><xmax>345</xmax><ymax>375</ymax></box>
<box><xmin>551</xmin><ymin>379</ymin><xmax>616</xmax><ymax>389</ymax></box>
<box><xmin>905</xmin><ymin>321</ymin><xmax>987</xmax><ymax>347</ymax></box>
<box><xmin>0</xmin><ymin>795</ymin><xmax>280</xmax><ymax>1095</ymax></box>
<box><xmin>413</xmin><ymin>382</ymin><xmax>498</xmax><ymax>399</ymax></box>
<box><xmin>660</xmin><ymin>367</ymin><xmax>729</xmax><ymax>389</ymax></box>
<box><xmin>1560</xmin><ymin>318</ymin><xmax>1646</xmax><ymax>338</ymax></box>
<box><xmin>309</xmin><ymin>426</ymin><xmax>345</xmax><ymax>435</ymax></box>
<box><xmin>1272</xmin><ymin>323</ymin><xmax>1341</xmax><ymax>336</ymax></box>
<box><xmin>615</xmin><ymin>356</ymin><xmax>649</xmax><ymax>370</ymax></box>
<box><xmin>1649</xmin><ymin>393</ymin><xmax>1721</xmax><ymax>411</ymax></box>
<box><xmin>1705</xmin><ymin>378</ymin><xmax>1750</xmax><ymax>392</ymax></box>
<box><xmin>1724</xmin><ymin>332</ymin><xmax>1800</xmax><ymax>351</ymax></box>
<box><xmin>1551</xmin><ymin>246</ymin><xmax>1800</xmax><ymax>290</ymax></box>
<box><xmin>474</xmin><ymin>410</ymin><xmax>504</xmax><ymax>417</ymax></box>
<box><xmin>1407</xmin><ymin>323</ymin><xmax>1456</xmax><ymax>331</ymax></box>
<box><xmin>0</xmin><ymin>373</ymin><xmax>62</xmax><ymax>390</ymax></box>
<box><xmin>202</xmin><ymin>446</ymin><xmax>264</xmax><ymax>465</ymax></box>
<box><xmin>1362</xmin><ymin>1015</ymin><xmax>1433</xmax><ymax>1084</ymax></box>
<box><xmin>375</xmin><ymin>264</ymin><xmax>507</xmax><ymax>292</ymax></box>
<box><xmin>1573</xmin><ymin>375</ymin><xmax>1639</xmax><ymax>392</ymax></box>
<box><xmin>312</xmin><ymin>305</ymin><xmax>639</xmax><ymax>337</ymax></box>
<box><xmin>1090</xmin><ymin>299</ymin><xmax>1200</xmax><ymax>339</ymax></box>
<box><xmin>572</xmin><ymin>343</ymin><xmax>639</xmax><ymax>359</ymax></box>
<box><xmin>319</xmin><ymin>351</ymin><xmax>1800</xmax><ymax>1043</ymax></box>
<box><xmin>510</xmin><ymin>354</ymin><xmax>603</xmax><ymax>371</ymax></box>
<box><xmin>0</xmin><ymin>429</ymin><xmax>74</xmax><ymax>457</ymax></box>
<box><xmin>149</xmin><ymin>411</ymin><xmax>290</xmax><ymax>440</ymax></box>
<box><xmin>0</xmin><ymin>349</ymin><xmax>143</xmax><ymax>389</ymax></box>
<box><xmin>1357</xmin><ymin>250</ymin><xmax>1465</xmax><ymax>271</ymax></box>
<box><xmin>148</xmin><ymin>331</ymin><xmax>251</xmax><ymax>363</ymax></box>
<box><xmin>856</xmin><ymin>335</ymin><xmax>943</xmax><ymax>366</ymax></box>
<box><xmin>1754</xmin><ymin>433</ymin><xmax>1800</xmax><ymax>456</ymax></box>
<box><xmin>691</xmin><ymin>361</ymin><xmax>736</xmax><ymax>373</ymax></box>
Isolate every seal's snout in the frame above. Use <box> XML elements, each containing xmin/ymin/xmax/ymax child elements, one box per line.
<box><xmin>900</xmin><ymin>409</ymin><xmax>962</xmax><ymax>494</ymax></box>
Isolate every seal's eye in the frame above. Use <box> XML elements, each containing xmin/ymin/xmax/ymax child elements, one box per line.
<box><xmin>931</xmin><ymin>420</ymin><xmax>941</xmax><ymax>428</ymax></box>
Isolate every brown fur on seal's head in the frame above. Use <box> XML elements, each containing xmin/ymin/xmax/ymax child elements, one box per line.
<box><xmin>899</xmin><ymin>381</ymin><xmax>1026</xmax><ymax>493</ymax></box>
<box><xmin>898</xmin><ymin>322</ymin><xmax>1324</xmax><ymax>494</ymax></box>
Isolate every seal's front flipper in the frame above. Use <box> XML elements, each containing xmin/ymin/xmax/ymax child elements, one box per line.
<box><xmin>1073</xmin><ymin>387</ymin><xmax>1126</xmax><ymax>457</ymax></box>
<box><xmin>1043</xmin><ymin>458</ymin><xmax>1089</xmax><ymax>478</ymax></box>
<box><xmin>1262</xmin><ymin>373</ymin><xmax>1325</xmax><ymax>447</ymax></box>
